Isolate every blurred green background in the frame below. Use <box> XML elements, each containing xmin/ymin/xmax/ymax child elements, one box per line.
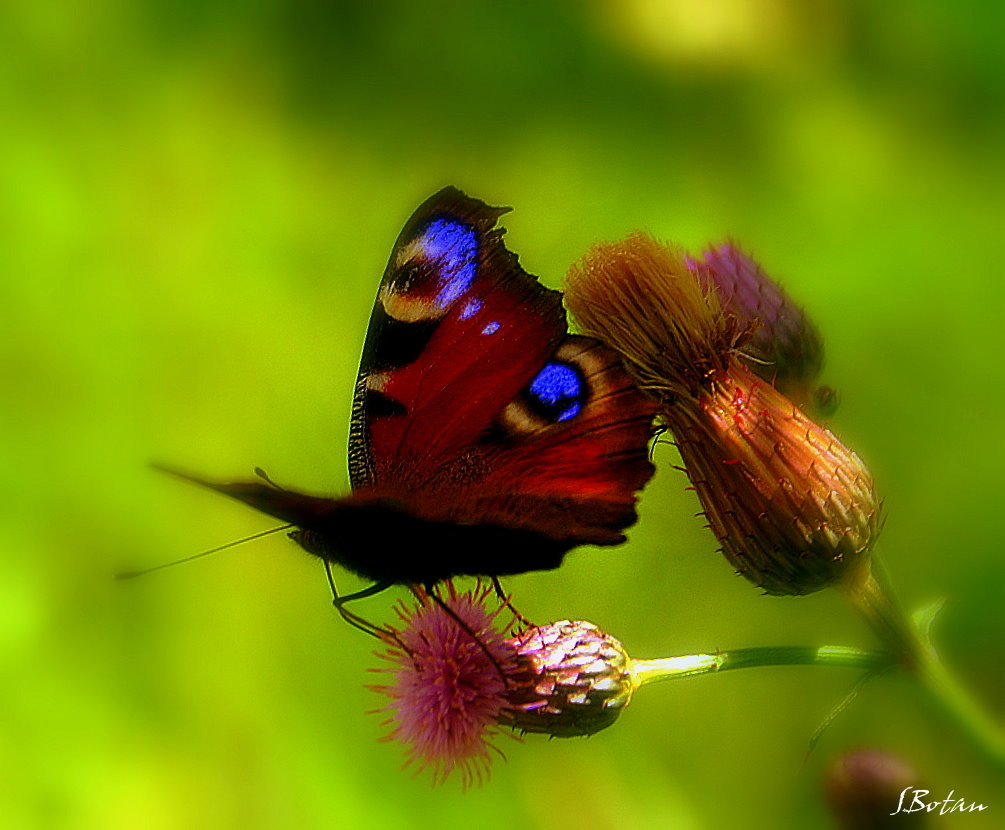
<box><xmin>3</xmin><ymin>1</ymin><xmax>1003</xmax><ymax>827</ymax></box>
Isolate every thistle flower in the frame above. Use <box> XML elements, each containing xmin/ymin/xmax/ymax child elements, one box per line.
<box><xmin>371</xmin><ymin>588</ymin><xmax>638</xmax><ymax>784</ymax></box>
<box><xmin>371</xmin><ymin>586</ymin><xmax>889</xmax><ymax>782</ymax></box>
<box><xmin>566</xmin><ymin>234</ymin><xmax>880</xmax><ymax>595</ymax></box>
<box><xmin>686</xmin><ymin>242</ymin><xmax>835</xmax><ymax>414</ymax></box>
<box><xmin>370</xmin><ymin>583</ymin><xmax>516</xmax><ymax>787</ymax></box>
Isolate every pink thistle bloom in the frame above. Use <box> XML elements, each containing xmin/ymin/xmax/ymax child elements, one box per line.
<box><xmin>370</xmin><ymin>583</ymin><xmax>517</xmax><ymax>787</ymax></box>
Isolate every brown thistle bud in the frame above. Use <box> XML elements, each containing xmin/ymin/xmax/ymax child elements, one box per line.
<box><xmin>566</xmin><ymin>234</ymin><xmax>880</xmax><ymax>595</ymax></box>
<box><xmin>687</xmin><ymin>243</ymin><xmax>830</xmax><ymax>412</ymax></box>
<box><xmin>501</xmin><ymin>620</ymin><xmax>635</xmax><ymax>737</ymax></box>
<box><xmin>673</xmin><ymin>363</ymin><xmax>879</xmax><ymax>594</ymax></box>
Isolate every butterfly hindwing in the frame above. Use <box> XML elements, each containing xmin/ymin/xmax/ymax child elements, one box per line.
<box><xmin>370</xmin><ymin>333</ymin><xmax>656</xmax><ymax>581</ymax></box>
<box><xmin>473</xmin><ymin>334</ymin><xmax>656</xmax><ymax>541</ymax></box>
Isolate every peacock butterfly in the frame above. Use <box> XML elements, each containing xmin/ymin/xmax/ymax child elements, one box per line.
<box><xmin>165</xmin><ymin>188</ymin><xmax>656</xmax><ymax>603</ymax></box>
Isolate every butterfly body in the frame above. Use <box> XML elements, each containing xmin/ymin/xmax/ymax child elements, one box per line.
<box><xmin>291</xmin><ymin>491</ymin><xmax>574</xmax><ymax>585</ymax></box>
<box><xmin>174</xmin><ymin>188</ymin><xmax>655</xmax><ymax>590</ymax></box>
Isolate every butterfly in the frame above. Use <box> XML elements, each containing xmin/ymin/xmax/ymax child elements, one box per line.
<box><xmin>163</xmin><ymin>188</ymin><xmax>656</xmax><ymax>617</ymax></box>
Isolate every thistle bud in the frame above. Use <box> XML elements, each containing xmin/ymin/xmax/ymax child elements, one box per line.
<box><xmin>687</xmin><ymin>243</ymin><xmax>829</xmax><ymax>412</ymax></box>
<box><xmin>566</xmin><ymin>234</ymin><xmax>880</xmax><ymax>595</ymax></box>
<box><xmin>674</xmin><ymin>363</ymin><xmax>879</xmax><ymax>595</ymax></box>
<box><xmin>825</xmin><ymin>749</ymin><xmax>925</xmax><ymax>829</ymax></box>
<box><xmin>501</xmin><ymin>620</ymin><xmax>635</xmax><ymax>737</ymax></box>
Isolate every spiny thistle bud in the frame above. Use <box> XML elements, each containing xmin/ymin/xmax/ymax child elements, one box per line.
<box><xmin>501</xmin><ymin>620</ymin><xmax>635</xmax><ymax>737</ymax></box>
<box><xmin>566</xmin><ymin>234</ymin><xmax>880</xmax><ymax>595</ymax></box>
<box><xmin>673</xmin><ymin>364</ymin><xmax>879</xmax><ymax>594</ymax></box>
<box><xmin>687</xmin><ymin>243</ymin><xmax>833</xmax><ymax>413</ymax></box>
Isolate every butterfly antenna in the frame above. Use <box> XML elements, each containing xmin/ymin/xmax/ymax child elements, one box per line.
<box><xmin>254</xmin><ymin>467</ymin><xmax>286</xmax><ymax>490</ymax></box>
<box><xmin>115</xmin><ymin>524</ymin><xmax>294</xmax><ymax>580</ymax></box>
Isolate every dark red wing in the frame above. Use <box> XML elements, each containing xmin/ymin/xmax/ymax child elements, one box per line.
<box><xmin>349</xmin><ymin>187</ymin><xmax>565</xmax><ymax>490</ymax></box>
<box><xmin>365</xmin><ymin>336</ymin><xmax>655</xmax><ymax>545</ymax></box>
<box><xmin>467</xmin><ymin>336</ymin><xmax>656</xmax><ymax>542</ymax></box>
<box><xmin>348</xmin><ymin>188</ymin><xmax>655</xmax><ymax>561</ymax></box>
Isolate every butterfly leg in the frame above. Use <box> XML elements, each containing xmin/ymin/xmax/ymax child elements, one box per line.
<box><xmin>490</xmin><ymin>576</ymin><xmax>535</xmax><ymax>628</ymax></box>
<box><xmin>322</xmin><ymin>561</ymin><xmax>402</xmax><ymax>646</ymax></box>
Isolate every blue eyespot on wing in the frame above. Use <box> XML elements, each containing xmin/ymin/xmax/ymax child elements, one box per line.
<box><xmin>527</xmin><ymin>360</ymin><xmax>586</xmax><ymax>422</ymax></box>
<box><xmin>417</xmin><ymin>218</ymin><xmax>479</xmax><ymax>309</ymax></box>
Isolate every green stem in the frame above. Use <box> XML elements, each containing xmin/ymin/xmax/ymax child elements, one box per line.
<box><xmin>630</xmin><ymin>645</ymin><xmax>891</xmax><ymax>689</ymax></box>
<box><xmin>843</xmin><ymin>559</ymin><xmax>1005</xmax><ymax>771</ymax></box>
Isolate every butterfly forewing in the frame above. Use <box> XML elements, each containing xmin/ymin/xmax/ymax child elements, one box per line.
<box><xmin>350</xmin><ymin>187</ymin><xmax>565</xmax><ymax>490</ymax></box>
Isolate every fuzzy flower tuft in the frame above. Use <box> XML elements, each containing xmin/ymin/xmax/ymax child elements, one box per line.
<box><xmin>370</xmin><ymin>584</ymin><xmax>516</xmax><ymax>787</ymax></box>
<box><xmin>567</xmin><ymin>233</ymin><xmax>741</xmax><ymax>403</ymax></box>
